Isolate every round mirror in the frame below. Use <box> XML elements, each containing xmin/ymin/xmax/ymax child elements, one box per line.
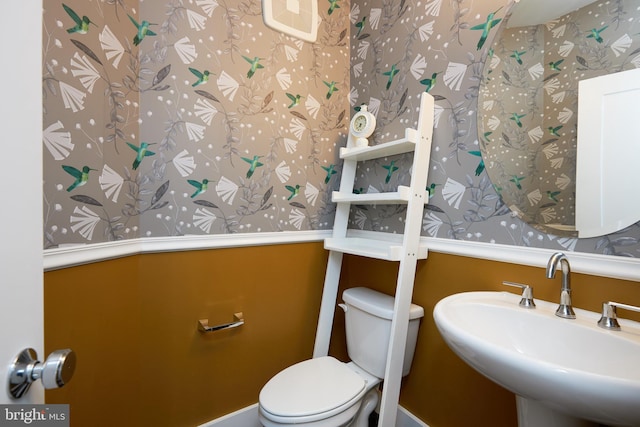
<box><xmin>477</xmin><ymin>0</ymin><xmax>639</xmax><ymax>236</ymax></box>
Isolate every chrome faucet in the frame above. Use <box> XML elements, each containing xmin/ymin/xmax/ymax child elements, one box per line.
<box><xmin>546</xmin><ymin>252</ymin><xmax>576</xmax><ymax>319</ymax></box>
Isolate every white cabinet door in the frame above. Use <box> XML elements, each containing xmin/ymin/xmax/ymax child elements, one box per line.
<box><xmin>0</xmin><ymin>1</ymin><xmax>44</xmax><ymax>404</ymax></box>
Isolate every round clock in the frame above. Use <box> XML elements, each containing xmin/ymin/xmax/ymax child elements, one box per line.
<box><xmin>350</xmin><ymin>105</ymin><xmax>376</xmax><ymax>147</ymax></box>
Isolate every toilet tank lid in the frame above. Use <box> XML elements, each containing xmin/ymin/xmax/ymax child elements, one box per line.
<box><xmin>342</xmin><ymin>287</ymin><xmax>424</xmax><ymax>320</ymax></box>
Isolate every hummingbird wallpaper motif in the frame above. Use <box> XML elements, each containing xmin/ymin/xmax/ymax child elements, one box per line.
<box><xmin>42</xmin><ymin>0</ymin><xmax>640</xmax><ymax>258</ymax></box>
<box><xmin>478</xmin><ymin>0</ymin><xmax>640</xmax><ymax>237</ymax></box>
<box><xmin>43</xmin><ymin>0</ymin><xmax>349</xmax><ymax>247</ymax></box>
<box><xmin>345</xmin><ymin>0</ymin><xmax>640</xmax><ymax>257</ymax></box>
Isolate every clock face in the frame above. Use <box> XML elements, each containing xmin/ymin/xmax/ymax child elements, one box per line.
<box><xmin>350</xmin><ymin>105</ymin><xmax>375</xmax><ymax>141</ymax></box>
<box><xmin>353</xmin><ymin>114</ymin><xmax>368</xmax><ymax>132</ymax></box>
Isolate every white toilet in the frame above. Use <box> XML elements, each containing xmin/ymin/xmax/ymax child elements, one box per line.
<box><xmin>259</xmin><ymin>287</ymin><xmax>424</xmax><ymax>427</ymax></box>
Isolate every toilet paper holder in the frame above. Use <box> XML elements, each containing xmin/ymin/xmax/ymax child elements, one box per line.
<box><xmin>198</xmin><ymin>312</ymin><xmax>244</xmax><ymax>333</ymax></box>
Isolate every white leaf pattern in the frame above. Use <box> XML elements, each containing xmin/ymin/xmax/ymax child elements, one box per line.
<box><xmin>175</xmin><ymin>37</ymin><xmax>198</xmax><ymax>64</ymax></box>
<box><xmin>422</xmin><ymin>211</ymin><xmax>443</xmax><ymax>236</ymax></box>
<box><xmin>349</xmin><ymin>4</ymin><xmax>360</xmax><ymax>24</ymax></box>
<box><xmin>443</xmin><ymin>62</ymin><xmax>467</xmax><ymax>91</ymax></box>
<box><xmin>193</xmin><ymin>208</ymin><xmax>216</xmax><ymax>233</ymax></box>
<box><xmin>424</xmin><ymin>0</ymin><xmax>441</xmax><ymax>16</ymax></box>
<box><xmin>289</xmin><ymin>209</ymin><xmax>305</xmax><ymax>230</ymax></box>
<box><xmin>275</xmin><ymin>161</ymin><xmax>291</xmax><ymax>183</ymax></box>
<box><xmin>482</xmin><ymin>100</ymin><xmax>494</xmax><ymax>111</ymax></box>
<box><xmin>43</xmin><ymin>121</ymin><xmax>73</xmax><ymax>160</ymax></box>
<box><xmin>355</xmin><ymin>210</ymin><xmax>367</xmax><ymax>230</ymax></box>
<box><xmin>357</xmin><ymin>41</ymin><xmax>370</xmax><ymax>60</ymax></box>
<box><xmin>216</xmin><ymin>176</ymin><xmax>238</xmax><ymax>205</ymax></box>
<box><xmin>540</xmin><ymin>207</ymin><xmax>557</xmax><ymax>223</ymax></box>
<box><xmin>70</xmin><ymin>206</ymin><xmax>100</xmax><ymax>241</ymax></box>
<box><xmin>284</xmin><ymin>45</ymin><xmax>299</xmax><ymax>62</ymax></box>
<box><xmin>419</xmin><ymin>21</ymin><xmax>435</xmax><ymax>41</ymax></box>
<box><xmin>487</xmin><ymin>115</ymin><xmax>500</xmax><ymax>131</ymax></box>
<box><xmin>557</xmin><ymin>107</ymin><xmax>573</xmax><ymax>124</ymax></box>
<box><xmin>543</xmin><ymin>78</ymin><xmax>560</xmax><ymax>95</ymax></box>
<box><xmin>367</xmin><ymin>98</ymin><xmax>381</xmax><ymax>117</ymax></box>
<box><xmin>434</xmin><ymin>104</ymin><xmax>444</xmax><ymax>127</ymax></box>
<box><xmin>187</xmin><ymin>9</ymin><xmax>207</xmax><ymax>31</ymax></box>
<box><xmin>59</xmin><ymin>82</ymin><xmax>86</xmax><ymax>112</ymax></box>
<box><xmin>370</xmin><ymin>8</ymin><xmax>381</xmax><ymax>30</ymax></box>
<box><xmin>290</xmin><ymin>118</ymin><xmax>306</xmax><ymax>139</ymax></box>
<box><xmin>185</xmin><ymin>122</ymin><xmax>206</xmax><ymax>142</ymax></box>
<box><xmin>196</xmin><ymin>0</ymin><xmax>219</xmax><ymax>17</ymax></box>
<box><xmin>489</xmin><ymin>54</ymin><xmax>501</xmax><ymax>69</ymax></box>
<box><xmin>442</xmin><ymin>178</ymin><xmax>465</xmax><ymax>209</ymax></box>
<box><xmin>70</xmin><ymin>53</ymin><xmax>100</xmax><ymax>93</ymax></box>
<box><xmin>551</xmin><ymin>91</ymin><xmax>566</xmax><ymax>104</ymax></box>
<box><xmin>283</xmin><ymin>138</ymin><xmax>298</xmax><ymax>154</ymax></box>
<box><xmin>305</xmin><ymin>95</ymin><xmax>321</xmax><ymax>119</ymax></box>
<box><xmin>528</xmin><ymin>126</ymin><xmax>543</xmax><ymax>144</ymax></box>
<box><xmin>305</xmin><ymin>182</ymin><xmax>319</xmax><ymax>206</ymax></box>
<box><xmin>172</xmin><ymin>150</ymin><xmax>196</xmax><ymax>177</ymax></box>
<box><xmin>556</xmin><ymin>173</ymin><xmax>571</xmax><ymax>190</ymax></box>
<box><xmin>528</xmin><ymin>63</ymin><xmax>544</xmax><ymax>80</ymax></box>
<box><xmin>551</xmin><ymin>24</ymin><xmax>566</xmax><ymax>38</ymax></box>
<box><xmin>194</xmin><ymin>98</ymin><xmax>217</xmax><ymax>125</ymax></box>
<box><xmin>410</xmin><ymin>54</ymin><xmax>427</xmax><ymax>80</ymax></box>
<box><xmin>611</xmin><ymin>34</ymin><xmax>632</xmax><ymax>57</ymax></box>
<box><xmin>217</xmin><ymin>71</ymin><xmax>239</xmax><ymax>101</ymax></box>
<box><xmin>276</xmin><ymin>68</ymin><xmax>292</xmax><ymax>90</ymax></box>
<box><xmin>558</xmin><ymin>41</ymin><xmax>574</xmax><ymax>57</ymax></box>
<box><xmin>527</xmin><ymin>189</ymin><xmax>542</xmax><ymax>206</ymax></box>
<box><xmin>353</xmin><ymin>62</ymin><xmax>363</xmax><ymax>78</ymax></box>
<box><xmin>349</xmin><ymin>87</ymin><xmax>359</xmax><ymax>106</ymax></box>
<box><xmin>99</xmin><ymin>165</ymin><xmax>124</xmax><ymax>202</ymax></box>
<box><xmin>99</xmin><ymin>25</ymin><xmax>124</xmax><ymax>69</ymax></box>
<box><xmin>550</xmin><ymin>157</ymin><xmax>564</xmax><ymax>169</ymax></box>
<box><xmin>557</xmin><ymin>237</ymin><xmax>578</xmax><ymax>251</ymax></box>
<box><xmin>543</xmin><ymin>143</ymin><xmax>559</xmax><ymax>159</ymax></box>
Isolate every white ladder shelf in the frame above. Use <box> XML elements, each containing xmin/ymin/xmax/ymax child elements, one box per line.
<box><xmin>313</xmin><ymin>92</ymin><xmax>435</xmax><ymax>427</ymax></box>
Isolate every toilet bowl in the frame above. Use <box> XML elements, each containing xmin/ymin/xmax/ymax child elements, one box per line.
<box><xmin>259</xmin><ymin>357</ymin><xmax>379</xmax><ymax>427</ymax></box>
<box><xmin>258</xmin><ymin>287</ymin><xmax>424</xmax><ymax>427</ymax></box>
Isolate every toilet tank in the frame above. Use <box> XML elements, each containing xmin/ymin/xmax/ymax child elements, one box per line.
<box><xmin>341</xmin><ymin>287</ymin><xmax>424</xmax><ymax>379</ymax></box>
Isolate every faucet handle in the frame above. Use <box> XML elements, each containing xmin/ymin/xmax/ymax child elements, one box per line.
<box><xmin>598</xmin><ymin>301</ymin><xmax>640</xmax><ymax>331</ymax></box>
<box><xmin>502</xmin><ymin>281</ymin><xmax>536</xmax><ymax>308</ymax></box>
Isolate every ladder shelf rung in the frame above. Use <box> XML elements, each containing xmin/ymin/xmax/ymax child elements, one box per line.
<box><xmin>324</xmin><ymin>237</ymin><xmax>428</xmax><ymax>261</ymax></box>
<box><xmin>340</xmin><ymin>128</ymin><xmax>419</xmax><ymax>161</ymax></box>
<box><xmin>332</xmin><ymin>186</ymin><xmax>429</xmax><ymax>204</ymax></box>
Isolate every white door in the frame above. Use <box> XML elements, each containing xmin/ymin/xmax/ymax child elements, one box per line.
<box><xmin>0</xmin><ymin>1</ymin><xmax>44</xmax><ymax>403</ymax></box>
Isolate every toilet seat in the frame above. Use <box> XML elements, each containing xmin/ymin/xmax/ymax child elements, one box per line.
<box><xmin>259</xmin><ymin>356</ymin><xmax>371</xmax><ymax>424</ymax></box>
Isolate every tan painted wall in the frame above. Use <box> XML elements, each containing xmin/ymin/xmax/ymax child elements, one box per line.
<box><xmin>45</xmin><ymin>244</ymin><xmax>640</xmax><ymax>426</ymax></box>
<box><xmin>45</xmin><ymin>243</ymin><xmax>328</xmax><ymax>426</ymax></box>
<box><xmin>338</xmin><ymin>252</ymin><xmax>640</xmax><ymax>427</ymax></box>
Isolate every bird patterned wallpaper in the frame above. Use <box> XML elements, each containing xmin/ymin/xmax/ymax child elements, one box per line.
<box><xmin>42</xmin><ymin>0</ymin><xmax>640</xmax><ymax>258</ymax></box>
<box><xmin>478</xmin><ymin>0</ymin><xmax>640</xmax><ymax>237</ymax></box>
<box><xmin>346</xmin><ymin>0</ymin><xmax>640</xmax><ymax>257</ymax></box>
<box><xmin>43</xmin><ymin>0</ymin><xmax>348</xmax><ymax>247</ymax></box>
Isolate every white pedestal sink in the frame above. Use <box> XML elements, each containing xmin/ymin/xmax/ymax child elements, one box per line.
<box><xmin>433</xmin><ymin>291</ymin><xmax>640</xmax><ymax>427</ymax></box>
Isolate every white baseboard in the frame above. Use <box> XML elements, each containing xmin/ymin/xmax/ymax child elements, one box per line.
<box><xmin>198</xmin><ymin>404</ymin><xmax>261</xmax><ymax>427</ymax></box>
<box><xmin>198</xmin><ymin>403</ymin><xmax>429</xmax><ymax>427</ymax></box>
<box><xmin>396</xmin><ymin>405</ymin><xmax>430</xmax><ymax>427</ymax></box>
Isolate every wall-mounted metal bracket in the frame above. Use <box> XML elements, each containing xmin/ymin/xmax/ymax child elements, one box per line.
<box><xmin>198</xmin><ymin>312</ymin><xmax>244</xmax><ymax>333</ymax></box>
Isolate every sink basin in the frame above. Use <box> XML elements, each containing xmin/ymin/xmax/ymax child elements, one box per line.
<box><xmin>433</xmin><ymin>291</ymin><xmax>640</xmax><ymax>427</ymax></box>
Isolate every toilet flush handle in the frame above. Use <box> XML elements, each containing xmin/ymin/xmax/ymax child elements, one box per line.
<box><xmin>338</xmin><ymin>303</ymin><xmax>348</xmax><ymax>313</ymax></box>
